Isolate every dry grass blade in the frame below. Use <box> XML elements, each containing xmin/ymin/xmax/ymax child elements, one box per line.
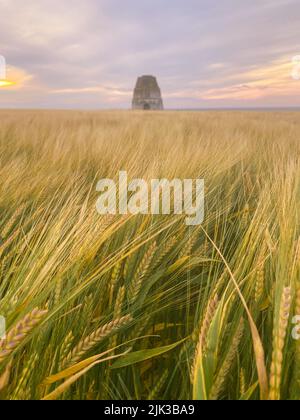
<box><xmin>42</xmin><ymin>351</ymin><xmax>130</xmax><ymax>401</ymax></box>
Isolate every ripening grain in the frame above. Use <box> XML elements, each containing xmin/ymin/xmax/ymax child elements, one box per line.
<box><xmin>0</xmin><ymin>110</ymin><xmax>299</xmax><ymax>400</ymax></box>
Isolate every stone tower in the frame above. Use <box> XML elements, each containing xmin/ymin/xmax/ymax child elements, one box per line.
<box><xmin>132</xmin><ymin>75</ymin><xmax>164</xmax><ymax>110</ymax></box>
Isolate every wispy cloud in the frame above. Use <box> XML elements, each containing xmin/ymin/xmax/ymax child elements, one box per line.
<box><xmin>51</xmin><ymin>86</ymin><xmax>131</xmax><ymax>96</ymax></box>
<box><xmin>5</xmin><ymin>66</ymin><xmax>34</xmax><ymax>89</ymax></box>
<box><xmin>201</xmin><ymin>58</ymin><xmax>299</xmax><ymax>100</ymax></box>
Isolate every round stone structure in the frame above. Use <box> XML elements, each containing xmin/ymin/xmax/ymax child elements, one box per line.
<box><xmin>132</xmin><ymin>75</ymin><xmax>164</xmax><ymax>110</ymax></box>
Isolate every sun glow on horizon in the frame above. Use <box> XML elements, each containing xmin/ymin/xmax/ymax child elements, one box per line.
<box><xmin>0</xmin><ymin>79</ymin><xmax>15</xmax><ymax>87</ymax></box>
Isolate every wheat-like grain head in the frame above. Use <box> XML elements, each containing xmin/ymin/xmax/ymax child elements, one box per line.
<box><xmin>0</xmin><ymin>308</ymin><xmax>48</xmax><ymax>364</ymax></box>
<box><xmin>269</xmin><ymin>287</ymin><xmax>291</xmax><ymax>400</ymax></box>
<box><xmin>191</xmin><ymin>294</ymin><xmax>219</xmax><ymax>383</ymax></box>
<box><xmin>129</xmin><ymin>242</ymin><xmax>157</xmax><ymax>302</ymax></box>
<box><xmin>63</xmin><ymin>315</ymin><xmax>132</xmax><ymax>366</ymax></box>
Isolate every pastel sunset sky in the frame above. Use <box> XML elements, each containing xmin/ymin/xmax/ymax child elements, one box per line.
<box><xmin>0</xmin><ymin>0</ymin><xmax>300</xmax><ymax>109</ymax></box>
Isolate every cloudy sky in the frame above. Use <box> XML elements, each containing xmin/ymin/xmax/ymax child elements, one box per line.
<box><xmin>0</xmin><ymin>0</ymin><xmax>300</xmax><ymax>109</ymax></box>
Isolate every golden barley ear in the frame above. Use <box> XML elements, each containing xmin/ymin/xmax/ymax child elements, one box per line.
<box><xmin>11</xmin><ymin>352</ymin><xmax>38</xmax><ymax>400</ymax></box>
<box><xmin>2</xmin><ymin>205</ymin><xmax>26</xmax><ymax>238</ymax></box>
<box><xmin>54</xmin><ymin>278</ymin><xmax>62</xmax><ymax>305</ymax></box>
<box><xmin>0</xmin><ymin>359</ymin><xmax>12</xmax><ymax>392</ymax></box>
<box><xmin>191</xmin><ymin>294</ymin><xmax>219</xmax><ymax>382</ymax></box>
<box><xmin>295</xmin><ymin>282</ymin><xmax>300</xmax><ymax>317</ymax></box>
<box><xmin>154</xmin><ymin>236</ymin><xmax>177</xmax><ymax>268</ymax></box>
<box><xmin>239</xmin><ymin>368</ymin><xmax>246</xmax><ymax>396</ymax></box>
<box><xmin>255</xmin><ymin>253</ymin><xmax>265</xmax><ymax>303</ymax></box>
<box><xmin>58</xmin><ymin>331</ymin><xmax>74</xmax><ymax>369</ymax></box>
<box><xmin>0</xmin><ymin>308</ymin><xmax>48</xmax><ymax>364</ymax></box>
<box><xmin>179</xmin><ymin>232</ymin><xmax>197</xmax><ymax>258</ymax></box>
<box><xmin>209</xmin><ymin>319</ymin><xmax>244</xmax><ymax>400</ymax></box>
<box><xmin>269</xmin><ymin>287</ymin><xmax>291</xmax><ymax>401</ymax></box>
<box><xmin>109</xmin><ymin>262</ymin><xmax>122</xmax><ymax>306</ymax></box>
<box><xmin>147</xmin><ymin>369</ymin><xmax>169</xmax><ymax>400</ymax></box>
<box><xmin>109</xmin><ymin>286</ymin><xmax>126</xmax><ymax>352</ymax></box>
<box><xmin>63</xmin><ymin>315</ymin><xmax>132</xmax><ymax>367</ymax></box>
<box><xmin>129</xmin><ymin>242</ymin><xmax>157</xmax><ymax>302</ymax></box>
<box><xmin>198</xmin><ymin>294</ymin><xmax>219</xmax><ymax>351</ymax></box>
<box><xmin>294</xmin><ymin>280</ymin><xmax>300</xmax><ymax>395</ymax></box>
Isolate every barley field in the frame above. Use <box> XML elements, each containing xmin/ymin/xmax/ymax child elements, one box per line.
<box><xmin>0</xmin><ymin>110</ymin><xmax>299</xmax><ymax>400</ymax></box>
